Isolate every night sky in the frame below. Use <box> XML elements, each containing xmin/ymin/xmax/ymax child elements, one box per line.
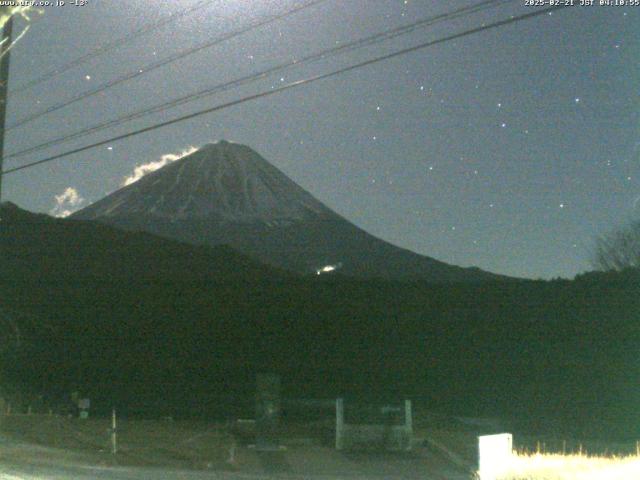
<box><xmin>2</xmin><ymin>1</ymin><xmax>638</xmax><ymax>280</ymax></box>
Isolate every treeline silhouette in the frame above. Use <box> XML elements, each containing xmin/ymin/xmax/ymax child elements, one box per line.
<box><xmin>1</xmin><ymin>203</ymin><xmax>638</xmax><ymax>440</ymax></box>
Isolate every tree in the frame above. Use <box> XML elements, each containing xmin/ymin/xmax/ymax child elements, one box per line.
<box><xmin>593</xmin><ymin>220</ymin><xmax>640</xmax><ymax>271</ymax></box>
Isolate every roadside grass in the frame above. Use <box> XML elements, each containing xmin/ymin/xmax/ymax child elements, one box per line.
<box><xmin>494</xmin><ymin>451</ymin><xmax>640</xmax><ymax>480</ymax></box>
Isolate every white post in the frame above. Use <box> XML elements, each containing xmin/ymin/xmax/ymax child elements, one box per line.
<box><xmin>335</xmin><ymin>398</ymin><xmax>344</xmax><ymax>450</ymax></box>
<box><xmin>404</xmin><ymin>400</ymin><xmax>412</xmax><ymax>433</ymax></box>
<box><xmin>478</xmin><ymin>433</ymin><xmax>513</xmax><ymax>480</ymax></box>
<box><xmin>111</xmin><ymin>408</ymin><xmax>118</xmax><ymax>455</ymax></box>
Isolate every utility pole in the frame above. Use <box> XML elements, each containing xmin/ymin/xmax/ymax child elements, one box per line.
<box><xmin>0</xmin><ymin>12</ymin><xmax>13</xmax><ymax>204</ymax></box>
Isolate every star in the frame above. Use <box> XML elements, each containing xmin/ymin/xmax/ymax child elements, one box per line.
<box><xmin>501</xmin><ymin>123</ymin><xmax>507</xmax><ymax>128</ymax></box>
<box><xmin>85</xmin><ymin>75</ymin><xmax>91</xmax><ymax>80</ymax></box>
<box><xmin>574</xmin><ymin>97</ymin><xmax>580</xmax><ymax>103</ymax></box>
<box><xmin>559</xmin><ymin>203</ymin><xmax>565</xmax><ymax>209</ymax></box>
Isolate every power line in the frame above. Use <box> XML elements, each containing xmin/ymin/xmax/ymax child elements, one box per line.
<box><xmin>5</xmin><ymin>0</ymin><xmax>511</xmax><ymax>161</ymax></box>
<box><xmin>4</xmin><ymin>0</ymin><xmax>329</xmax><ymax>131</ymax></box>
<box><xmin>11</xmin><ymin>0</ymin><xmax>222</xmax><ymax>95</ymax></box>
<box><xmin>2</xmin><ymin>4</ymin><xmax>570</xmax><ymax>178</ymax></box>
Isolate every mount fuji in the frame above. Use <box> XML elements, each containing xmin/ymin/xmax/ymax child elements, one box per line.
<box><xmin>72</xmin><ymin>141</ymin><xmax>504</xmax><ymax>282</ymax></box>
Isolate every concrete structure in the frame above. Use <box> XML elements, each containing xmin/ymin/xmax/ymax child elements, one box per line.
<box><xmin>255</xmin><ymin>374</ymin><xmax>281</xmax><ymax>451</ymax></box>
<box><xmin>335</xmin><ymin>398</ymin><xmax>413</xmax><ymax>451</ymax></box>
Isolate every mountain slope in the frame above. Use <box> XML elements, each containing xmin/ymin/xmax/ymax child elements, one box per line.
<box><xmin>72</xmin><ymin>141</ymin><xmax>505</xmax><ymax>282</ymax></box>
<box><xmin>1</xmin><ymin>200</ymin><xmax>286</xmax><ymax>285</ymax></box>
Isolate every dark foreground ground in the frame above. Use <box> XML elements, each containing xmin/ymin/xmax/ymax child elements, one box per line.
<box><xmin>0</xmin><ymin>415</ymin><xmax>475</xmax><ymax>479</ymax></box>
<box><xmin>3</xmin><ymin>414</ymin><xmax>634</xmax><ymax>479</ymax></box>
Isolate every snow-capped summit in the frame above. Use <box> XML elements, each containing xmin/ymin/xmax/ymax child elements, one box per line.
<box><xmin>80</xmin><ymin>141</ymin><xmax>331</xmax><ymax>225</ymax></box>
<box><xmin>73</xmin><ymin>142</ymin><xmax>505</xmax><ymax>282</ymax></box>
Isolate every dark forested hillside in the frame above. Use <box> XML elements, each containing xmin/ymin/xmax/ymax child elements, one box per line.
<box><xmin>1</xmin><ymin>203</ymin><xmax>639</xmax><ymax>439</ymax></box>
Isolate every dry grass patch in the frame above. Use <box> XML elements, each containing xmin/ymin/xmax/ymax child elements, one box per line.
<box><xmin>495</xmin><ymin>451</ymin><xmax>640</xmax><ymax>480</ymax></box>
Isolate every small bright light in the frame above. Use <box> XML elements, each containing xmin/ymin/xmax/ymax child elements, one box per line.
<box><xmin>85</xmin><ymin>75</ymin><xmax>91</xmax><ymax>80</ymax></box>
<box><xmin>316</xmin><ymin>263</ymin><xmax>342</xmax><ymax>275</ymax></box>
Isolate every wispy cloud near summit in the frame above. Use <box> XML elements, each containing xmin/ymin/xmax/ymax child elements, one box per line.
<box><xmin>122</xmin><ymin>147</ymin><xmax>197</xmax><ymax>187</ymax></box>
